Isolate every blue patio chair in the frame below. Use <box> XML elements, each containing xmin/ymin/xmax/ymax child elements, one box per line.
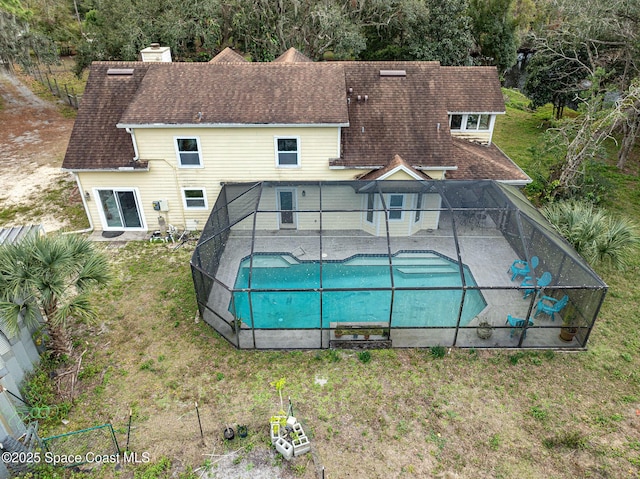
<box><xmin>509</xmin><ymin>256</ymin><xmax>539</xmax><ymax>281</ymax></box>
<box><xmin>521</xmin><ymin>271</ymin><xmax>552</xmax><ymax>299</ymax></box>
<box><xmin>534</xmin><ymin>294</ymin><xmax>569</xmax><ymax>321</ymax></box>
<box><xmin>506</xmin><ymin>314</ymin><xmax>534</xmax><ymax>338</ymax></box>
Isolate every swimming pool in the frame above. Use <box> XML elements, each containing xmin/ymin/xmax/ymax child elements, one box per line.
<box><xmin>230</xmin><ymin>251</ymin><xmax>486</xmax><ymax>329</ymax></box>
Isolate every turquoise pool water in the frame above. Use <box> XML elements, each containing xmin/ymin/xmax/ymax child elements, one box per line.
<box><xmin>231</xmin><ymin>252</ymin><xmax>486</xmax><ymax>329</ymax></box>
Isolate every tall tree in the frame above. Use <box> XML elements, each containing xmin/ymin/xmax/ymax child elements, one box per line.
<box><xmin>76</xmin><ymin>0</ymin><xmax>222</xmax><ymax>69</ymax></box>
<box><xmin>1</xmin><ymin>0</ymin><xmax>57</xmax><ymax>71</ymax></box>
<box><xmin>223</xmin><ymin>0</ymin><xmax>365</xmax><ymax>61</ymax></box>
<box><xmin>523</xmin><ymin>38</ymin><xmax>590</xmax><ymax>119</ymax></box>
<box><xmin>527</xmin><ymin>0</ymin><xmax>640</xmax><ymax>169</ymax></box>
<box><xmin>0</xmin><ymin>234</ymin><xmax>111</xmax><ymax>358</ymax></box>
<box><xmin>468</xmin><ymin>0</ymin><xmax>518</xmax><ymax>73</ymax></box>
<box><xmin>407</xmin><ymin>0</ymin><xmax>473</xmax><ymax>65</ymax></box>
<box><xmin>361</xmin><ymin>0</ymin><xmax>473</xmax><ymax>65</ymax></box>
<box><xmin>546</xmin><ymin>77</ymin><xmax>640</xmax><ymax>195</ymax></box>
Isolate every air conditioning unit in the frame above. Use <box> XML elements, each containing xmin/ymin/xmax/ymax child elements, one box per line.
<box><xmin>152</xmin><ymin>199</ymin><xmax>169</xmax><ymax>212</ymax></box>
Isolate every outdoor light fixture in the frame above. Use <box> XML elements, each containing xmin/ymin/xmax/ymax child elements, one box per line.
<box><xmin>85</xmin><ymin>191</ymin><xmax>90</xmax><ymax>200</ymax></box>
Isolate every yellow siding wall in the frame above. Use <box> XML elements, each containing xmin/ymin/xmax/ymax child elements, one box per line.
<box><xmin>228</xmin><ymin>188</ymin><xmax>442</xmax><ymax>237</ymax></box>
<box><xmin>78</xmin><ymin>127</ymin><xmax>357</xmax><ymax>231</ymax></box>
<box><xmin>77</xmin><ymin>127</ymin><xmax>446</xmax><ymax>234</ymax></box>
<box><xmin>235</xmin><ymin>185</ymin><xmax>364</xmax><ymax>231</ymax></box>
<box><xmin>383</xmin><ymin>169</ymin><xmax>416</xmax><ymax>180</ymax></box>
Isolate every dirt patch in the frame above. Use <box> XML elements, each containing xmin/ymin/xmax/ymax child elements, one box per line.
<box><xmin>0</xmin><ymin>69</ymin><xmax>76</xmax><ymax>232</ymax></box>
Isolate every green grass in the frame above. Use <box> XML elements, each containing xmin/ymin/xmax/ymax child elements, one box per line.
<box><xmin>42</xmin><ymin>238</ymin><xmax>640</xmax><ymax>478</ymax></box>
<box><xmin>493</xmin><ymin>89</ymin><xmax>558</xmax><ymax>171</ymax></box>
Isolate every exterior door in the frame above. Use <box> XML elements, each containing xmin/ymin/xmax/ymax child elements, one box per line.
<box><xmin>97</xmin><ymin>189</ymin><xmax>143</xmax><ymax>230</ymax></box>
<box><xmin>277</xmin><ymin>189</ymin><xmax>297</xmax><ymax>229</ymax></box>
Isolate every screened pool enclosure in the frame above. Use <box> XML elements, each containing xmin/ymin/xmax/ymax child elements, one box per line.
<box><xmin>190</xmin><ymin>180</ymin><xmax>607</xmax><ymax>350</ymax></box>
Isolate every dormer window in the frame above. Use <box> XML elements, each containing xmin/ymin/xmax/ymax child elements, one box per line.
<box><xmin>449</xmin><ymin>114</ymin><xmax>492</xmax><ymax>131</ymax></box>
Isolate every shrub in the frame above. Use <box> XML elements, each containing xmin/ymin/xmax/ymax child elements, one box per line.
<box><xmin>430</xmin><ymin>346</ymin><xmax>446</xmax><ymax>359</ymax></box>
<box><xmin>542</xmin><ymin>200</ymin><xmax>640</xmax><ymax>269</ymax></box>
<box><xmin>358</xmin><ymin>350</ymin><xmax>371</xmax><ymax>363</ymax></box>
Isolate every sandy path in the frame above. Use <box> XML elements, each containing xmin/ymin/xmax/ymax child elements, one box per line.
<box><xmin>0</xmin><ymin>69</ymin><xmax>76</xmax><ymax>232</ymax></box>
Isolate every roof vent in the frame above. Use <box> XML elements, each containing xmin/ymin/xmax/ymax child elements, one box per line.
<box><xmin>379</xmin><ymin>70</ymin><xmax>406</xmax><ymax>77</ymax></box>
<box><xmin>107</xmin><ymin>68</ymin><xmax>134</xmax><ymax>76</ymax></box>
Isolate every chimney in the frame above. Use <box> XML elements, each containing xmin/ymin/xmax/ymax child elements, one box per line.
<box><xmin>140</xmin><ymin>43</ymin><xmax>172</xmax><ymax>63</ymax></box>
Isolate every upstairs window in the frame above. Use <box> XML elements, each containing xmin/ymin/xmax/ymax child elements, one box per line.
<box><xmin>449</xmin><ymin>114</ymin><xmax>492</xmax><ymax>131</ymax></box>
<box><xmin>275</xmin><ymin>137</ymin><xmax>300</xmax><ymax>167</ymax></box>
<box><xmin>175</xmin><ymin>137</ymin><xmax>202</xmax><ymax>167</ymax></box>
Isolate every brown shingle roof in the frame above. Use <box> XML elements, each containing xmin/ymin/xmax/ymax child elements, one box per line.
<box><xmin>62</xmin><ymin>62</ymin><xmax>150</xmax><ymax>170</ymax></box>
<box><xmin>63</xmin><ymin>59</ymin><xmax>526</xmax><ymax>182</ymax></box>
<box><xmin>273</xmin><ymin>47</ymin><xmax>313</xmax><ymax>63</ymax></box>
<box><xmin>441</xmin><ymin>66</ymin><xmax>505</xmax><ymax>113</ymax></box>
<box><xmin>209</xmin><ymin>47</ymin><xmax>248</xmax><ymax>63</ymax></box>
<box><xmin>119</xmin><ymin>62</ymin><xmax>348</xmax><ymax>125</ymax></box>
<box><xmin>446</xmin><ymin>138</ymin><xmax>530</xmax><ymax>182</ymax></box>
<box><xmin>335</xmin><ymin>62</ymin><xmax>454</xmax><ymax>168</ymax></box>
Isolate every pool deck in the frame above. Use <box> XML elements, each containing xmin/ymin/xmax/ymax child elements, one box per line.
<box><xmin>204</xmin><ymin>213</ymin><xmax>578</xmax><ymax>349</ymax></box>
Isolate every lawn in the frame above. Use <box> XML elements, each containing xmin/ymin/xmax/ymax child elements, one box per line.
<box><xmin>37</xmin><ymin>240</ymin><xmax>640</xmax><ymax>479</ymax></box>
<box><xmin>12</xmin><ymin>89</ymin><xmax>640</xmax><ymax>478</ymax></box>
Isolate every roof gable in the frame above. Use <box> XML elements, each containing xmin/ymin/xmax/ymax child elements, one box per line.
<box><xmin>274</xmin><ymin>47</ymin><xmax>312</xmax><ymax>63</ymax></box>
<box><xmin>209</xmin><ymin>47</ymin><xmax>248</xmax><ymax>63</ymax></box>
<box><xmin>359</xmin><ymin>155</ymin><xmax>430</xmax><ymax>181</ymax></box>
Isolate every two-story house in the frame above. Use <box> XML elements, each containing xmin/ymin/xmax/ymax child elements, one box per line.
<box><xmin>62</xmin><ymin>47</ymin><xmax>530</xmax><ymax>234</ymax></box>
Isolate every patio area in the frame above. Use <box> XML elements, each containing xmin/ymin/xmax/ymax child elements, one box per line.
<box><xmin>191</xmin><ymin>180</ymin><xmax>607</xmax><ymax>350</ymax></box>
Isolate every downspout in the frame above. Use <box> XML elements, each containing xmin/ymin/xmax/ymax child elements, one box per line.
<box><xmin>126</xmin><ymin>128</ymin><xmax>140</xmax><ymax>161</ymax></box>
<box><xmin>62</xmin><ymin>173</ymin><xmax>94</xmax><ymax>235</ymax></box>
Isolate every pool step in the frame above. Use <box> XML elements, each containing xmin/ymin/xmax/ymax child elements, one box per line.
<box><xmin>397</xmin><ymin>267</ymin><xmax>457</xmax><ymax>274</ymax></box>
<box><xmin>345</xmin><ymin>256</ymin><xmax>451</xmax><ymax>267</ymax></box>
<box><xmin>247</xmin><ymin>256</ymin><xmax>292</xmax><ymax>267</ymax></box>
<box><xmin>281</xmin><ymin>255</ymin><xmax>300</xmax><ymax>265</ymax></box>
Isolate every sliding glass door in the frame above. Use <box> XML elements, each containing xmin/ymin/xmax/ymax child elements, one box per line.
<box><xmin>97</xmin><ymin>189</ymin><xmax>143</xmax><ymax>230</ymax></box>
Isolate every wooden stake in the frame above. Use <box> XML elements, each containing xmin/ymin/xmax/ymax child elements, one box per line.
<box><xmin>195</xmin><ymin>402</ymin><xmax>205</xmax><ymax>443</ymax></box>
<box><xmin>125</xmin><ymin>408</ymin><xmax>133</xmax><ymax>451</ymax></box>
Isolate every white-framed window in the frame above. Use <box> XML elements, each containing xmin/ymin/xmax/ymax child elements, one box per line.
<box><xmin>388</xmin><ymin>194</ymin><xmax>404</xmax><ymax>220</ymax></box>
<box><xmin>449</xmin><ymin>114</ymin><xmax>492</xmax><ymax>131</ymax></box>
<box><xmin>175</xmin><ymin>137</ymin><xmax>203</xmax><ymax>167</ymax></box>
<box><xmin>415</xmin><ymin>194</ymin><xmax>422</xmax><ymax>223</ymax></box>
<box><xmin>366</xmin><ymin>193</ymin><xmax>375</xmax><ymax>224</ymax></box>
<box><xmin>275</xmin><ymin>137</ymin><xmax>300</xmax><ymax>167</ymax></box>
<box><xmin>182</xmin><ymin>188</ymin><xmax>208</xmax><ymax>209</ymax></box>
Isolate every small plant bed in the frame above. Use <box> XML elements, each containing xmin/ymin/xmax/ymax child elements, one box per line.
<box><xmin>269</xmin><ymin>378</ymin><xmax>311</xmax><ymax>460</ymax></box>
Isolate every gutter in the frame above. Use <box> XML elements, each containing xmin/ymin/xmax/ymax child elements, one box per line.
<box><xmin>61</xmin><ymin>167</ymin><xmax>150</xmax><ymax>173</ymax></box>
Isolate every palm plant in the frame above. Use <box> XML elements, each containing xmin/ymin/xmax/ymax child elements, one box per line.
<box><xmin>542</xmin><ymin>200</ymin><xmax>640</xmax><ymax>269</ymax></box>
<box><xmin>0</xmin><ymin>234</ymin><xmax>111</xmax><ymax>358</ymax></box>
